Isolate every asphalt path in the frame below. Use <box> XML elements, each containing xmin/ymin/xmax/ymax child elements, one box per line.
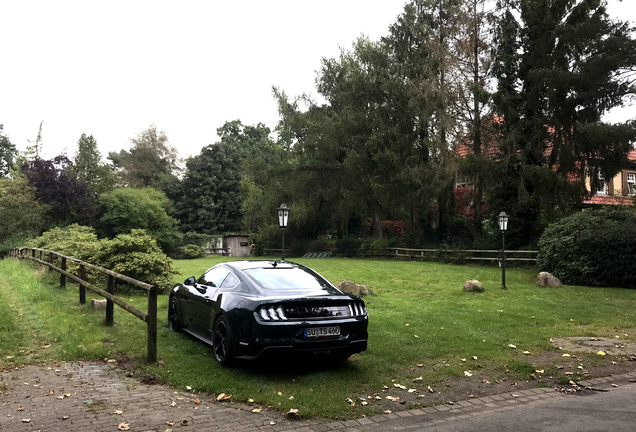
<box><xmin>376</xmin><ymin>383</ymin><xmax>636</xmax><ymax>432</ymax></box>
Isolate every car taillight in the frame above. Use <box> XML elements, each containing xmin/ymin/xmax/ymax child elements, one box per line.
<box><xmin>258</xmin><ymin>306</ymin><xmax>287</xmax><ymax>321</ymax></box>
<box><xmin>349</xmin><ymin>302</ymin><xmax>367</xmax><ymax>317</ymax></box>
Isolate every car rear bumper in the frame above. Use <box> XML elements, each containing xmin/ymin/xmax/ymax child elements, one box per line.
<box><xmin>234</xmin><ymin>317</ymin><xmax>368</xmax><ymax>360</ymax></box>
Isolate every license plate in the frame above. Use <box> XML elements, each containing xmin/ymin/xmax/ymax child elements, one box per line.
<box><xmin>304</xmin><ymin>326</ymin><xmax>340</xmax><ymax>338</ymax></box>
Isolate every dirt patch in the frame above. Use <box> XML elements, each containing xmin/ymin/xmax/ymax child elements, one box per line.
<box><xmin>139</xmin><ymin>374</ymin><xmax>160</xmax><ymax>385</ymax></box>
<box><xmin>550</xmin><ymin>337</ymin><xmax>636</xmax><ymax>356</ymax></box>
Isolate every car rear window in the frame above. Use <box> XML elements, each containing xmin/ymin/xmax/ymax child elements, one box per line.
<box><xmin>243</xmin><ymin>267</ymin><xmax>329</xmax><ymax>290</ymax></box>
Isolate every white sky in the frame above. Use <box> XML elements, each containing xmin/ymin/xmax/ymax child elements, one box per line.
<box><xmin>1</xmin><ymin>0</ymin><xmax>634</xmax><ymax>161</ymax></box>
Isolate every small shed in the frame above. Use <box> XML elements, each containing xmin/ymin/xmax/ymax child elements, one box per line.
<box><xmin>224</xmin><ymin>234</ymin><xmax>251</xmax><ymax>257</ymax></box>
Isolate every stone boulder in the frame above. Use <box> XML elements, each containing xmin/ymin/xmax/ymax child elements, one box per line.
<box><xmin>337</xmin><ymin>280</ymin><xmax>360</xmax><ymax>296</ymax></box>
<box><xmin>358</xmin><ymin>285</ymin><xmax>374</xmax><ymax>296</ymax></box>
<box><xmin>463</xmin><ymin>280</ymin><xmax>485</xmax><ymax>293</ymax></box>
<box><xmin>92</xmin><ymin>299</ymin><xmax>107</xmax><ymax>309</ymax></box>
<box><xmin>537</xmin><ymin>272</ymin><xmax>562</xmax><ymax>288</ymax></box>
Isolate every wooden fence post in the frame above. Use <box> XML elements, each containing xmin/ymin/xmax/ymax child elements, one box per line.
<box><xmin>147</xmin><ymin>286</ymin><xmax>157</xmax><ymax>363</ymax></box>
<box><xmin>32</xmin><ymin>249</ymin><xmax>35</xmax><ymax>258</ymax></box>
<box><xmin>48</xmin><ymin>252</ymin><xmax>53</xmax><ymax>271</ymax></box>
<box><xmin>79</xmin><ymin>264</ymin><xmax>86</xmax><ymax>305</ymax></box>
<box><xmin>106</xmin><ymin>275</ymin><xmax>115</xmax><ymax>326</ymax></box>
<box><xmin>60</xmin><ymin>258</ymin><xmax>66</xmax><ymax>288</ymax></box>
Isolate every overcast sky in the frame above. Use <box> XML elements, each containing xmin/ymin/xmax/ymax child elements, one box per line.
<box><xmin>1</xmin><ymin>0</ymin><xmax>634</xmax><ymax>161</ymax></box>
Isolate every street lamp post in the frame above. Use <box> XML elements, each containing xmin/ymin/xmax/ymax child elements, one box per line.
<box><xmin>498</xmin><ymin>211</ymin><xmax>509</xmax><ymax>290</ymax></box>
<box><xmin>277</xmin><ymin>203</ymin><xmax>289</xmax><ymax>261</ymax></box>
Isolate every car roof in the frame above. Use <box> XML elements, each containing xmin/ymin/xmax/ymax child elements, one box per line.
<box><xmin>221</xmin><ymin>260</ymin><xmax>298</xmax><ymax>271</ymax></box>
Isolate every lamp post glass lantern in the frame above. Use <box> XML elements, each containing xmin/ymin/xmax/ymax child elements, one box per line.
<box><xmin>277</xmin><ymin>203</ymin><xmax>289</xmax><ymax>260</ymax></box>
<box><xmin>498</xmin><ymin>211</ymin><xmax>509</xmax><ymax>289</ymax></box>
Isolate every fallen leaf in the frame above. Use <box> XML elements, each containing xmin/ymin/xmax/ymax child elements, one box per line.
<box><xmin>405</xmin><ymin>323</ymin><xmax>410</xmax><ymax>326</ymax></box>
<box><xmin>612</xmin><ymin>384</ymin><xmax>619</xmax><ymax>387</ymax></box>
<box><xmin>42</xmin><ymin>344</ymin><xmax>51</xmax><ymax>349</ymax></box>
<box><xmin>114</xmin><ymin>410</ymin><xmax>123</xmax><ymax>415</ymax></box>
<box><xmin>287</xmin><ymin>408</ymin><xmax>300</xmax><ymax>420</ymax></box>
<box><xmin>193</xmin><ymin>398</ymin><xmax>200</xmax><ymax>404</ymax></box>
<box><xmin>216</xmin><ymin>393</ymin><xmax>231</xmax><ymax>401</ymax></box>
<box><xmin>17</xmin><ymin>407</ymin><xmax>24</xmax><ymax>411</ymax></box>
<box><xmin>107</xmin><ymin>359</ymin><xmax>116</xmax><ymax>363</ymax></box>
<box><xmin>62</xmin><ymin>415</ymin><xmax>69</xmax><ymax>420</ymax></box>
<box><xmin>428</xmin><ymin>386</ymin><xmax>434</xmax><ymax>393</ymax></box>
<box><xmin>252</xmin><ymin>408</ymin><xmax>261</xmax><ymax>413</ymax></box>
<box><xmin>170</xmin><ymin>401</ymin><xmax>177</xmax><ymax>407</ymax></box>
<box><xmin>269</xmin><ymin>420</ymin><xmax>277</xmax><ymax>425</ymax></box>
<box><xmin>176</xmin><ymin>397</ymin><xmax>184</xmax><ymax>401</ymax></box>
<box><xmin>56</xmin><ymin>396</ymin><xmax>64</xmax><ymax>400</ymax></box>
<box><xmin>167</xmin><ymin>421</ymin><xmax>175</xmax><ymax>426</ymax></box>
<box><xmin>64</xmin><ymin>393</ymin><xmax>71</xmax><ymax>397</ymax></box>
<box><xmin>21</xmin><ymin>419</ymin><xmax>30</xmax><ymax>423</ymax></box>
<box><xmin>181</xmin><ymin>420</ymin><xmax>189</xmax><ymax>426</ymax></box>
<box><xmin>118</xmin><ymin>423</ymin><xmax>130</xmax><ymax>431</ymax></box>
<box><xmin>383</xmin><ymin>410</ymin><xmax>392</xmax><ymax>414</ymax></box>
<box><xmin>361</xmin><ymin>401</ymin><xmax>368</xmax><ymax>406</ymax></box>
<box><xmin>186</xmin><ymin>386</ymin><xmax>192</xmax><ymax>391</ymax></box>
<box><xmin>414</xmin><ymin>335</ymin><xmax>419</xmax><ymax>338</ymax></box>
<box><xmin>247</xmin><ymin>398</ymin><xmax>254</xmax><ymax>403</ymax></box>
<box><xmin>413</xmin><ymin>376</ymin><xmax>423</xmax><ymax>382</ymax></box>
<box><xmin>597</xmin><ymin>351</ymin><xmax>607</xmax><ymax>356</ymax></box>
<box><xmin>289</xmin><ymin>396</ymin><xmax>294</xmax><ymax>400</ymax></box>
<box><xmin>509</xmin><ymin>344</ymin><xmax>517</xmax><ymax>349</ymax></box>
<box><xmin>408</xmin><ymin>388</ymin><xmax>417</xmax><ymax>393</ymax></box>
<box><xmin>48</xmin><ymin>390</ymin><xmax>55</xmax><ymax>396</ymax></box>
<box><xmin>512</xmin><ymin>394</ymin><xmax>519</xmax><ymax>398</ymax></box>
<box><xmin>464</xmin><ymin>371</ymin><xmax>473</xmax><ymax>377</ymax></box>
<box><xmin>562</xmin><ymin>354</ymin><xmax>571</xmax><ymax>357</ymax></box>
<box><xmin>277</xmin><ymin>391</ymin><xmax>282</xmax><ymax>396</ymax></box>
<box><xmin>393</xmin><ymin>383</ymin><xmax>406</xmax><ymax>389</ymax></box>
<box><xmin>523</xmin><ymin>351</ymin><xmax>531</xmax><ymax>355</ymax></box>
<box><xmin>612</xmin><ymin>361</ymin><xmax>618</xmax><ymax>365</ymax></box>
<box><xmin>473</xmin><ymin>356</ymin><xmax>478</xmax><ymax>360</ymax></box>
<box><xmin>461</xmin><ymin>358</ymin><xmax>466</xmax><ymax>362</ymax></box>
<box><xmin>536</xmin><ymin>369</ymin><xmax>544</xmax><ymax>373</ymax></box>
<box><xmin>570</xmin><ymin>319</ymin><xmax>574</xmax><ymax>322</ymax></box>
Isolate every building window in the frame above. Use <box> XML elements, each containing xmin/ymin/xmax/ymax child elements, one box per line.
<box><xmin>628</xmin><ymin>173</ymin><xmax>635</xmax><ymax>196</ymax></box>
<box><xmin>597</xmin><ymin>174</ymin><xmax>606</xmax><ymax>195</ymax></box>
<box><xmin>455</xmin><ymin>175</ymin><xmax>472</xmax><ymax>188</ymax></box>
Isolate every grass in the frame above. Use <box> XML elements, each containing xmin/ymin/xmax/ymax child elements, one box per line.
<box><xmin>1</xmin><ymin>255</ymin><xmax>636</xmax><ymax>419</ymax></box>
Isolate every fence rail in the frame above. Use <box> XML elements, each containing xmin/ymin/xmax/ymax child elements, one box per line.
<box><xmin>10</xmin><ymin>247</ymin><xmax>157</xmax><ymax>362</ymax></box>
<box><xmin>264</xmin><ymin>247</ymin><xmax>538</xmax><ymax>264</ymax></box>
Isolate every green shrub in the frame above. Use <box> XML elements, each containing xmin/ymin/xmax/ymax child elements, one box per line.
<box><xmin>94</xmin><ymin>229</ymin><xmax>179</xmax><ymax>294</ymax></box>
<box><xmin>25</xmin><ymin>224</ymin><xmax>101</xmax><ymax>263</ymax></box>
<box><xmin>178</xmin><ymin>244</ymin><xmax>206</xmax><ymax>260</ymax></box>
<box><xmin>538</xmin><ymin>207</ymin><xmax>636</xmax><ymax>288</ymax></box>
<box><xmin>335</xmin><ymin>237</ymin><xmax>361</xmax><ymax>258</ymax></box>
<box><xmin>308</xmin><ymin>238</ymin><xmax>329</xmax><ymax>252</ymax></box>
<box><xmin>0</xmin><ymin>235</ymin><xmax>30</xmax><ymax>258</ymax></box>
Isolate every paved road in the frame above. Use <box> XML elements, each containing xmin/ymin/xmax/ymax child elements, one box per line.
<box><xmin>0</xmin><ymin>361</ymin><xmax>634</xmax><ymax>431</ymax></box>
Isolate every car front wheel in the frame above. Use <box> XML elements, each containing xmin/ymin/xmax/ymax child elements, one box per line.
<box><xmin>168</xmin><ymin>297</ymin><xmax>181</xmax><ymax>332</ymax></box>
<box><xmin>213</xmin><ymin>316</ymin><xmax>234</xmax><ymax>366</ymax></box>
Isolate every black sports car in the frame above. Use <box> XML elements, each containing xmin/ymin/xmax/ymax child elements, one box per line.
<box><xmin>168</xmin><ymin>260</ymin><xmax>368</xmax><ymax>365</ymax></box>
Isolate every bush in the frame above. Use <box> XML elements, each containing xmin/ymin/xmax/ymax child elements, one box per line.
<box><xmin>0</xmin><ymin>235</ymin><xmax>30</xmax><ymax>258</ymax></box>
<box><xmin>308</xmin><ymin>238</ymin><xmax>329</xmax><ymax>252</ymax></box>
<box><xmin>178</xmin><ymin>244</ymin><xmax>206</xmax><ymax>260</ymax></box>
<box><xmin>25</xmin><ymin>224</ymin><xmax>101</xmax><ymax>263</ymax></box>
<box><xmin>538</xmin><ymin>207</ymin><xmax>636</xmax><ymax>288</ymax></box>
<box><xmin>335</xmin><ymin>237</ymin><xmax>361</xmax><ymax>258</ymax></box>
<box><xmin>94</xmin><ymin>229</ymin><xmax>180</xmax><ymax>294</ymax></box>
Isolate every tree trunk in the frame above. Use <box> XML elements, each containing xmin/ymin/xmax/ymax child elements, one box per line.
<box><xmin>373</xmin><ymin>212</ymin><xmax>383</xmax><ymax>239</ymax></box>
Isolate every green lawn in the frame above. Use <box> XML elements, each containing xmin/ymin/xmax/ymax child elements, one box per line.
<box><xmin>1</xmin><ymin>256</ymin><xmax>635</xmax><ymax>419</ymax></box>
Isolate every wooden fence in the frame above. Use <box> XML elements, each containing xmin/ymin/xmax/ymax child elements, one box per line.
<box><xmin>10</xmin><ymin>247</ymin><xmax>158</xmax><ymax>363</ymax></box>
<box><xmin>264</xmin><ymin>247</ymin><xmax>538</xmax><ymax>264</ymax></box>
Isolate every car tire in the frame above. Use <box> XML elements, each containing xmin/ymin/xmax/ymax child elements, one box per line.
<box><xmin>213</xmin><ymin>316</ymin><xmax>235</xmax><ymax>366</ymax></box>
<box><xmin>168</xmin><ymin>297</ymin><xmax>181</xmax><ymax>332</ymax></box>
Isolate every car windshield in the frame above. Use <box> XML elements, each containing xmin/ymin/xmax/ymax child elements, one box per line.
<box><xmin>243</xmin><ymin>267</ymin><xmax>330</xmax><ymax>290</ymax></box>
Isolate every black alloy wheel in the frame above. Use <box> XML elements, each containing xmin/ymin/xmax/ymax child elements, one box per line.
<box><xmin>168</xmin><ymin>297</ymin><xmax>181</xmax><ymax>332</ymax></box>
<box><xmin>213</xmin><ymin>316</ymin><xmax>234</xmax><ymax>366</ymax></box>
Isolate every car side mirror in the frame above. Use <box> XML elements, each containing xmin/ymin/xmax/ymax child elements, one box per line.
<box><xmin>184</xmin><ymin>276</ymin><xmax>196</xmax><ymax>285</ymax></box>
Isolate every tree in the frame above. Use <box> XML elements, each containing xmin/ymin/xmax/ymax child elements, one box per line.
<box><xmin>491</xmin><ymin>0</ymin><xmax>636</xmax><ymax>247</ymax></box>
<box><xmin>99</xmin><ymin>187</ymin><xmax>181</xmax><ymax>252</ymax></box>
<box><xmin>108</xmin><ymin>125</ymin><xmax>180</xmax><ymax>192</ymax></box>
<box><xmin>21</xmin><ymin>156</ymin><xmax>99</xmax><ymax>226</ymax></box>
<box><xmin>71</xmin><ymin>133</ymin><xmax>117</xmax><ymax>194</ymax></box>
<box><xmin>0</xmin><ymin>177</ymin><xmax>49</xmax><ymax>240</ymax></box>
<box><xmin>174</xmin><ymin>143</ymin><xmax>243</xmax><ymax>234</ymax></box>
<box><xmin>0</xmin><ymin>124</ymin><xmax>16</xmax><ymax>177</ymax></box>
<box><xmin>24</xmin><ymin>121</ymin><xmax>44</xmax><ymax>161</ymax></box>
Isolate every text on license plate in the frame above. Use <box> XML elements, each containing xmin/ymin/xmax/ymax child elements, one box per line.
<box><xmin>304</xmin><ymin>326</ymin><xmax>340</xmax><ymax>338</ymax></box>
